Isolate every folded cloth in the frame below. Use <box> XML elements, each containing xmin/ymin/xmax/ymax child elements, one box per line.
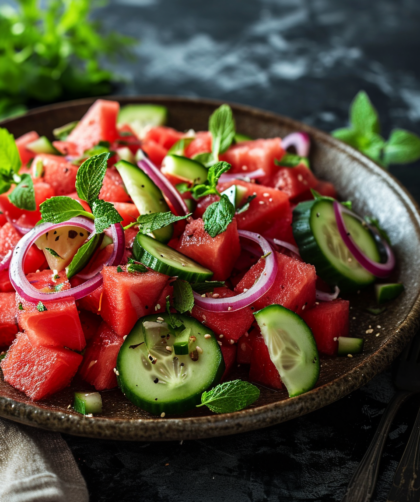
<box><xmin>0</xmin><ymin>419</ymin><xmax>89</xmax><ymax>502</ymax></box>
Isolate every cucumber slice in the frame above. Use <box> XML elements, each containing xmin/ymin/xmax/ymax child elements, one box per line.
<box><xmin>375</xmin><ymin>283</ymin><xmax>404</xmax><ymax>304</ymax></box>
<box><xmin>53</xmin><ymin>121</ymin><xmax>79</xmax><ymax>140</ymax></box>
<box><xmin>337</xmin><ymin>337</ymin><xmax>364</xmax><ymax>356</ymax></box>
<box><xmin>116</xmin><ymin>147</ymin><xmax>135</xmax><ymax>164</ymax></box>
<box><xmin>144</xmin><ymin>321</ymin><xmax>192</xmax><ymax>356</ymax></box>
<box><xmin>115</xmin><ymin>160</ymin><xmax>172</xmax><ymax>242</ymax></box>
<box><xmin>292</xmin><ymin>199</ymin><xmax>381</xmax><ymax>292</ymax></box>
<box><xmin>32</xmin><ymin>158</ymin><xmax>44</xmax><ymax>178</ymax></box>
<box><xmin>254</xmin><ymin>305</ymin><xmax>319</xmax><ymax>397</ymax></box>
<box><xmin>221</xmin><ymin>185</ymin><xmax>248</xmax><ymax>208</ymax></box>
<box><xmin>117</xmin><ymin>314</ymin><xmax>224</xmax><ymax>415</ymax></box>
<box><xmin>162</xmin><ymin>154</ymin><xmax>208</xmax><ymax>185</ymax></box>
<box><xmin>133</xmin><ymin>233</ymin><xmax>213</xmax><ymax>282</ymax></box>
<box><xmin>184</xmin><ymin>198</ymin><xmax>196</xmax><ymax>213</ymax></box>
<box><xmin>73</xmin><ymin>392</ymin><xmax>103</xmax><ymax>415</ymax></box>
<box><xmin>168</xmin><ymin>137</ymin><xmax>194</xmax><ymax>156</ymax></box>
<box><xmin>26</xmin><ymin>136</ymin><xmax>59</xmax><ymax>155</ymax></box>
<box><xmin>118</xmin><ymin>104</ymin><xmax>168</xmax><ymax>137</ymax></box>
<box><xmin>234</xmin><ymin>133</ymin><xmax>252</xmax><ymax>143</ymax></box>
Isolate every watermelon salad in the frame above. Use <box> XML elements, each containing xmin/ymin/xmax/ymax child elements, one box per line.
<box><xmin>0</xmin><ymin>100</ymin><xmax>403</xmax><ymax>417</ymax></box>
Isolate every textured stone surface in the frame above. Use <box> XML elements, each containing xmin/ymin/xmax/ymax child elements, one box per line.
<box><xmin>24</xmin><ymin>0</ymin><xmax>420</xmax><ymax>499</ymax></box>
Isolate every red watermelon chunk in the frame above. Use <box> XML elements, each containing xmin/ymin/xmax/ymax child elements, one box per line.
<box><xmin>315</xmin><ymin>180</ymin><xmax>338</xmax><ymax>199</ymax></box>
<box><xmin>0</xmin><ymin>212</ymin><xmax>6</xmax><ymax>228</ymax></box>
<box><xmin>260</xmin><ymin>203</ymin><xmax>296</xmax><ymax>245</ymax></box>
<box><xmin>100</xmin><ymin>266</ymin><xmax>169</xmax><ymax>337</ymax></box>
<box><xmin>32</xmin><ymin>154</ymin><xmax>78</xmax><ymax>195</ymax></box>
<box><xmin>0</xmin><ymin>293</ymin><xmax>18</xmax><ymax>347</ymax></box>
<box><xmin>143</xmin><ymin>126</ymin><xmax>184</xmax><ymax>150</ymax></box>
<box><xmin>221</xmin><ymin>344</ymin><xmax>237</xmax><ymax>382</ymax></box>
<box><xmin>79</xmin><ymin>310</ymin><xmax>102</xmax><ymax>342</ymax></box>
<box><xmin>192</xmin><ymin>194</ymin><xmax>219</xmax><ymax>220</ymax></box>
<box><xmin>99</xmin><ymin>167</ymin><xmax>131</xmax><ymax>203</ymax></box>
<box><xmin>52</xmin><ymin>141</ymin><xmax>79</xmax><ymax>157</ymax></box>
<box><xmin>1</xmin><ymin>332</ymin><xmax>82</xmax><ymax>401</ymax></box>
<box><xmin>175</xmin><ymin>218</ymin><xmax>240</xmax><ymax>280</ymax></box>
<box><xmin>67</xmin><ymin>192</ymin><xmax>92</xmax><ymax>213</ymax></box>
<box><xmin>0</xmin><ymin>223</ymin><xmax>21</xmax><ymax>262</ymax></box>
<box><xmin>154</xmin><ymin>283</ymin><xmax>174</xmax><ymax>314</ymax></box>
<box><xmin>78</xmin><ymin>321</ymin><xmax>123</xmax><ymax>390</ymax></box>
<box><xmin>191</xmin><ymin>287</ymin><xmax>254</xmax><ymax>343</ymax></box>
<box><xmin>124</xmin><ymin>227</ymin><xmax>138</xmax><ymax>249</ymax></box>
<box><xmin>235</xmin><ymin>251</ymin><xmax>316</xmax><ymax>314</ymax></box>
<box><xmin>112</xmin><ymin>203</ymin><xmax>139</xmax><ymax>228</ymax></box>
<box><xmin>220</xmin><ymin>138</ymin><xmax>284</xmax><ymax>177</ymax></box>
<box><xmin>16</xmin><ymin>131</ymin><xmax>39</xmax><ymax>166</ymax></box>
<box><xmin>262</xmin><ymin>165</ymin><xmax>319</xmax><ymax>203</ymax></box>
<box><xmin>219</xmin><ymin>180</ymin><xmax>291</xmax><ymax>236</ymax></box>
<box><xmin>185</xmin><ymin>131</ymin><xmax>212</xmax><ymax>158</ymax></box>
<box><xmin>0</xmin><ymin>270</ymin><xmax>14</xmax><ymax>293</ymax></box>
<box><xmin>74</xmin><ymin>280</ymin><xmax>104</xmax><ymax>315</ymax></box>
<box><xmin>142</xmin><ymin>140</ymin><xmax>167</xmax><ymax>167</ymax></box>
<box><xmin>67</xmin><ymin>99</ymin><xmax>120</xmax><ymax>155</ymax></box>
<box><xmin>249</xmin><ymin>329</ymin><xmax>283</xmax><ymax>390</ymax></box>
<box><xmin>237</xmin><ymin>333</ymin><xmax>253</xmax><ymax>365</ymax></box>
<box><xmin>301</xmin><ymin>299</ymin><xmax>350</xmax><ymax>356</ymax></box>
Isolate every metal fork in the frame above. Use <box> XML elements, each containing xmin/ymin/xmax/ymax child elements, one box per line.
<box><xmin>341</xmin><ymin>331</ymin><xmax>420</xmax><ymax>502</ymax></box>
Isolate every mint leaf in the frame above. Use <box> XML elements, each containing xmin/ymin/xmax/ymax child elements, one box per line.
<box><xmin>190</xmin><ymin>161</ymin><xmax>231</xmax><ymax>199</ymax></box>
<box><xmin>192</xmin><ymin>152</ymin><xmax>217</xmax><ymax>167</ymax></box>
<box><xmin>40</xmin><ymin>196</ymin><xmax>93</xmax><ymax>224</ymax></box>
<box><xmin>175</xmin><ymin>183</ymin><xmax>190</xmax><ymax>194</ymax></box>
<box><xmin>66</xmin><ymin>233</ymin><xmax>102</xmax><ymax>280</ymax></box>
<box><xmin>0</xmin><ymin>128</ymin><xmax>21</xmax><ymax>174</ymax></box>
<box><xmin>131</xmin><ymin>211</ymin><xmax>191</xmax><ymax>233</ymax></box>
<box><xmin>36</xmin><ymin>302</ymin><xmax>48</xmax><ymax>312</ymax></box>
<box><xmin>203</xmin><ymin>194</ymin><xmax>235</xmax><ymax>238</ymax></box>
<box><xmin>332</xmin><ymin>128</ymin><xmax>361</xmax><ymax>148</ymax></box>
<box><xmin>274</xmin><ymin>153</ymin><xmax>303</xmax><ymax>168</ymax></box>
<box><xmin>191</xmin><ymin>281</ymin><xmax>225</xmax><ymax>294</ymax></box>
<box><xmin>168</xmin><ymin>137</ymin><xmax>194</xmax><ymax>156</ymax></box>
<box><xmin>165</xmin><ymin>296</ymin><xmax>186</xmax><ymax>335</ymax></box>
<box><xmin>91</xmin><ymin>199</ymin><xmax>123</xmax><ymax>234</ymax></box>
<box><xmin>76</xmin><ymin>152</ymin><xmax>110</xmax><ymax>205</ymax></box>
<box><xmin>350</xmin><ymin>91</ymin><xmax>380</xmax><ymax>136</ymax></box>
<box><xmin>383</xmin><ymin>129</ymin><xmax>420</xmax><ymax>166</ymax></box>
<box><xmin>198</xmin><ymin>380</ymin><xmax>260</xmax><ymax>413</ymax></box>
<box><xmin>173</xmin><ymin>279</ymin><xmax>194</xmax><ymax>314</ymax></box>
<box><xmin>209</xmin><ymin>104</ymin><xmax>236</xmax><ymax>157</ymax></box>
<box><xmin>127</xmin><ymin>262</ymin><xmax>147</xmax><ymax>273</ymax></box>
<box><xmin>8</xmin><ymin>174</ymin><xmax>36</xmax><ymax>211</ymax></box>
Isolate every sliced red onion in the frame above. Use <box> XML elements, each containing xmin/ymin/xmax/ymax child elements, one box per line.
<box><xmin>9</xmin><ymin>217</ymin><xmax>125</xmax><ymax>303</ymax></box>
<box><xmin>316</xmin><ymin>286</ymin><xmax>340</xmax><ymax>302</ymax></box>
<box><xmin>282</xmin><ymin>132</ymin><xmax>310</xmax><ymax>157</ymax></box>
<box><xmin>333</xmin><ymin>201</ymin><xmax>395</xmax><ymax>278</ymax></box>
<box><xmin>193</xmin><ymin>230</ymin><xmax>277</xmax><ymax>312</ymax></box>
<box><xmin>137</xmin><ymin>150</ymin><xmax>189</xmax><ymax>216</ymax></box>
<box><xmin>0</xmin><ymin>250</ymin><xmax>12</xmax><ymax>272</ymax></box>
<box><xmin>219</xmin><ymin>168</ymin><xmax>266</xmax><ymax>183</ymax></box>
<box><xmin>270</xmin><ymin>238</ymin><xmax>300</xmax><ymax>256</ymax></box>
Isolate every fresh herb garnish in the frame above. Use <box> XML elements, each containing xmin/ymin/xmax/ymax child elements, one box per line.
<box><xmin>75</xmin><ymin>153</ymin><xmax>110</xmax><ymax>206</ymax></box>
<box><xmin>36</xmin><ymin>302</ymin><xmax>47</xmax><ymax>312</ymax></box>
<box><xmin>175</xmin><ymin>182</ymin><xmax>190</xmax><ymax>194</ymax></box>
<box><xmin>54</xmin><ymin>283</ymin><xmax>65</xmax><ymax>292</ymax></box>
<box><xmin>332</xmin><ymin>91</ymin><xmax>420</xmax><ymax>168</ymax></box>
<box><xmin>8</xmin><ymin>174</ymin><xmax>36</xmax><ymax>211</ymax></box>
<box><xmin>127</xmin><ymin>262</ymin><xmax>147</xmax><ymax>274</ymax></box>
<box><xmin>203</xmin><ymin>194</ymin><xmax>235</xmax><ymax>238</ymax></box>
<box><xmin>191</xmin><ymin>281</ymin><xmax>226</xmax><ymax>294</ymax></box>
<box><xmin>18</xmin><ymin>303</ymin><xmax>24</xmax><ymax>311</ymax></box>
<box><xmin>117</xmin><ymin>266</ymin><xmax>123</xmax><ymax>273</ymax></box>
<box><xmin>209</xmin><ymin>104</ymin><xmax>236</xmax><ymax>159</ymax></box>
<box><xmin>190</xmin><ymin>161</ymin><xmax>231</xmax><ymax>199</ymax></box>
<box><xmin>197</xmin><ymin>380</ymin><xmax>260</xmax><ymax>413</ymax></box>
<box><xmin>45</xmin><ymin>248</ymin><xmax>63</xmax><ymax>259</ymax></box>
<box><xmin>173</xmin><ymin>279</ymin><xmax>194</xmax><ymax>314</ymax></box>
<box><xmin>274</xmin><ymin>153</ymin><xmax>305</xmax><ymax>168</ymax></box>
<box><xmin>165</xmin><ymin>296</ymin><xmax>186</xmax><ymax>335</ymax></box>
<box><xmin>65</xmin><ymin>233</ymin><xmax>102</xmax><ymax>280</ymax></box>
<box><xmin>91</xmin><ymin>199</ymin><xmax>123</xmax><ymax>234</ymax></box>
<box><xmin>123</xmin><ymin>211</ymin><xmax>191</xmax><ymax>232</ymax></box>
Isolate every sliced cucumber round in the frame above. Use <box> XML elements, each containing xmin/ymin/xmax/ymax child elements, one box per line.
<box><xmin>115</xmin><ymin>160</ymin><xmax>172</xmax><ymax>242</ymax></box>
<box><xmin>221</xmin><ymin>185</ymin><xmax>248</xmax><ymax>209</ymax></box>
<box><xmin>162</xmin><ymin>154</ymin><xmax>208</xmax><ymax>185</ymax></box>
<box><xmin>117</xmin><ymin>314</ymin><xmax>224</xmax><ymax>415</ymax></box>
<box><xmin>133</xmin><ymin>233</ymin><xmax>213</xmax><ymax>282</ymax></box>
<box><xmin>118</xmin><ymin>104</ymin><xmax>168</xmax><ymax>137</ymax></box>
<box><xmin>254</xmin><ymin>305</ymin><xmax>319</xmax><ymax>397</ymax></box>
<box><xmin>292</xmin><ymin>199</ymin><xmax>381</xmax><ymax>292</ymax></box>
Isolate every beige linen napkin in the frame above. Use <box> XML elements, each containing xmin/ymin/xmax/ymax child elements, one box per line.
<box><xmin>0</xmin><ymin>419</ymin><xmax>89</xmax><ymax>502</ymax></box>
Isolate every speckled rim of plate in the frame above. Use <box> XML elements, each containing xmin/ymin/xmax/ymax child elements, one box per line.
<box><xmin>1</xmin><ymin>95</ymin><xmax>420</xmax><ymax>442</ymax></box>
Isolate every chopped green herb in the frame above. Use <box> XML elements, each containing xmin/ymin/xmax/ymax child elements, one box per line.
<box><xmin>197</xmin><ymin>380</ymin><xmax>260</xmax><ymax>413</ymax></box>
<box><xmin>92</xmin><ymin>199</ymin><xmax>123</xmax><ymax>234</ymax></box>
<box><xmin>190</xmin><ymin>161</ymin><xmax>231</xmax><ymax>200</ymax></box>
<box><xmin>37</xmin><ymin>302</ymin><xmax>47</xmax><ymax>312</ymax></box>
<box><xmin>18</xmin><ymin>303</ymin><xmax>24</xmax><ymax>311</ymax></box>
<box><xmin>274</xmin><ymin>153</ymin><xmax>304</xmax><ymax>168</ymax></box>
<box><xmin>165</xmin><ymin>296</ymin><xmax>186</xmax><ymax>335</ymax></box>
<box><xmin>127</xmin><ymin>262</ymin><xmax>147</xmax><ymax>274</ymax></box>
<box><xmin>54</xmin><ymin>283</ymin><xmax>65</xmax><ymax>292</ymax></box>
<box><xmin>117</xmin><ymin>266</ymin><xmax>123</xmax><ymax>273</ymax></box>
<box><xmin>45</xmin><ymin>248</ymin><xmax>63</xmax><ymax>259</ymax></box>
<box><xmin>124</xmin><ymin>211</ymin><xmax>191</xmax><ymax>232</ymax></box>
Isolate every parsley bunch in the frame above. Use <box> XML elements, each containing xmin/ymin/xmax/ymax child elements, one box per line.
<box><xmin>332</xmin><ymin>91</ymin><xmax>420</xmax><ymax>169</ymax></box>
<box><xmin>0</xmin><ymin>0</ymin><xmax>135</xmax><ymax>120</ymax></box>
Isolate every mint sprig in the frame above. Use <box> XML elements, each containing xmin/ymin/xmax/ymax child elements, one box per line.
<box><xmin>203</xmin><ymin>194</ymin><xmax>235</xmax><ymax>238</ymax></box>
<box><xmin>198</xmin><ymin>380</ymin><xmax>260</xmax><ymax>414</ymax></box>
<box><xmin>0</xmin><ymin>128</ymin><xmax>21</xmax><ymax>174</ymax></box>
<box><xmin>173</xmin><ymin>279</ymin><xmax>194</xmax><ymax>314</ymax></box>
<box><xmin>209</xmin><ymin>104</ymin><xmax>236</xmax><ymax>158</ymax></box>
<box><xmin>123</xmin><ymin>211</ymin><xmax>191</xmax><ymax>232</ymax></box>
<box><xmin>75</xmin><ymin>152</ymin><xmax>110</xmax><ymax>205</ymax></box>
<box><xmin>91</xmin><ymin>199</ymin><xmax>123</xmax><ymax>234</ymax></box>
<box><xmin>40</xmin><ymin>196</ymin><xmax>93</xmax><ymax>224</ymax></box>
<box><xmin>190</xmin><ymin>161</ymin><xmax>231</xmax><ymax>199</ymax></box>
<box><xmin>332</xmin><ymin>91</ymin><xmax>420</xmax><ymax>168</ymax></box>
<box><xmin>165</xmin><ymin>296</ymin><xmax>186</xmax><ymax>335</ymax></box>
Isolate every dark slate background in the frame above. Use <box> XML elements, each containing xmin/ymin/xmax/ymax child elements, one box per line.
<box><xmin>64</xmin><ymin>0</ymin><xmax>420</xmax><ymax>500</ymax></box>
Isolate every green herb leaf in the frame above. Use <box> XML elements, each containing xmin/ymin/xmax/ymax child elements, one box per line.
<box><xmin>165</xmin><ymin>296</ymin><xmax>186</xmax><ymax>335</ymax></box>
<box><xmin>37</xmin><ymin>302</ymin><xmax>48</xmax><ymax>312</ymax></box>
<box><xmin>350</xmin><ymin>91</ymin><xmax>381</xmax><ymax>136</ymax></box>
<box><xmin>0</xmin><ymin>128</ymin><xmax>21</xmax><ymax>174</ymax></box>
<box><xmin>175</xmin><ymin>182</ymin><xmax>190</xmax><ymax>194</ymax></box>
<box><xmin>45</xmin><ymin>248</ymin><xmax>63</xmax><ymax>259</ymax></box>
<box><xmin>8</xmin><ymin>174</ymin><xmax>36</xmax><ymax>211</ymax></box>
<box><xmin>332</xmin><ymin>128</ymin><xmax>361</xmax><ymax>148</ymax></box>
<box><xmin>383</xmin><ymin>129</ymin><xmax>420</xmax><ymax>166</ymax></box>
<box><xmin>198</xmin><ymin>380</ymin><xmax>260</xmax><ymax>413</ymax></box>
<box><xmin>132</xmin><ymin>211</ymin><xmax>191</xmax><ymax>234</ymax></box>
<box><xmin>76</xmin><ymin>152</ymin><xmax>110</xmax><ymax>205</ymax></box>
<box><xmin>117</xmin><ymin>265</ymin><xmax>123</xmax><ymax>273</ymax></box>
<box><xmin>66</xmin><ymin>234</ymin><xmax>101</xmax><ymax>280</ymax></box>
<box><xmin>209</xmin><ymin>104</ymin><xmax>236</xmax><ymax>157</ymax></box>
<box><xmin>203</xmin><ymin>194</ymin><xmax>235</xmax><ymax>238</ymax></box>
<box><xmin>18</xmin><ymin>303</ymin><xmax>24</xmax><ymax>311</ymax></box>
<box><xmin>192</xmin><ymin>152</ymin><xmax>217</xmax><ymax>167</ymax></box>
<box><xmin>274</xmin><ymin>153</ymin><xmax>303</xmax><ymax>168</ymax></box>
<box><xmin>92</xmin><ymin>199</ymin><xmax>123</xmax><ymax>234</ymax></box>
<box><xmin>191</xmin><ymin>281</ymin><xmax>226</xmax><ymax>294</ymax></box>
<box><xmin>173</xmin><ymin>279</ymin><xmax>194</xmax><ymax>314</ymax></box>
<box><xmin>127</xmin><ymin>262</ymin><xmax>147</xmax><ymax>274</ymax></box>
<box><xmin>168</xmin><ymin>137</ymin><xmax>194</xmax><ymax>156</ymax></box>
<box><xmin>190</xmin><ymin>161</ymin><xmax>231</xmax><ymax>199</ymax></box>
<box><xmin>40</xmin><ymin>196</ymin><xmax>93</xmax><ymax>224</ymax></box>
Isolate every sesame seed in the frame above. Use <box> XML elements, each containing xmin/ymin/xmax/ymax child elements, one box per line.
<box><xmin>196</xmin><ymin>346</ymin><xmax>203</xmax><ymax>354</ymax></box>
<box><xmin>366</xmin><ymin>329</ymin><xmax>373</xmax><ymax>334</ymax></box>
<box><xmin>219</xmin><ymin>334</ymin><xmax>224</xmax><ymax>339</ymax></box>
<box><xmin>229</xmin><ymin>339</ymin><xmax>234</xmax><ymax>345</ymax></box>
<box><xmin>315</xmin><ymin>302</ymin><xmax>319</xmax><ymax>305</ymax></box>
<box><xmin>157</xmin><ymin>317</ymin><xmax>164</xmax><ymax>322</ymax></box>
<box><xmin>67</xmin><ymin>404</ymin><xmax>71</xmax><ymax>409</ymax></box>
<box><xmin>347</xmin><ymin>354</ymin><xmax>353</xmax><ymax>358</ymax></box>
<box><xmin>217</xmin><ymin>341</ymin><xmax>222</xmax><ymax>346</ymax></box>
<box><xmin>333</xmin><ymin>337</ymin><xmax>337</xmax><ymax>341</ymax></box>
<box><xmin>263</xmin><ymin>193</ymin><xmax>269</xmax><ymax>197</ymax></box>
<box><xmin>376</xmin><ymin>333</ymin><xmax>380</xmax><ymax>337</ymax></box>
<box><xmin>302</xmin><ymin>305</ymin><xmax>306</xmax><ymax>310</ymax></box>
<box><xmin>377</xmin><ymin>325</ymin><xmax>381</xmax><ymax>329</ymax></box>
<box><xmin>228</xmin><ymin>307</ymin><xmax>232</xmax><ymax>311</ymax></box>
<box><xmin>212</xmin><ymin>293</ymin><xmax>220</xmax><ymax>298</ymax></box>
<box><xmin>155</xmin><ymin>304</ymin><xmax>161</xmax><ymax>311</ymax></box>
<box><xmin>161</xmin><ymin>412</ymin><xmax>166</xmax><ymax>418</ymax></box>
<box><xmin>166</xmin><ymin>346</ymin><xmax>172</xmax><ymax>352</ymax></box>
<box><xmin>204</xmin><ymin>334</ymin><xmax>211</xmax><ymax>339</ymax></box>
<box><xmin>259</xmin><ymin>201</ymin><xmax>264</xmax><ymax>205</ymax></box>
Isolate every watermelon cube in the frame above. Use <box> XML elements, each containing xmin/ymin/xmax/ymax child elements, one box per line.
<box><xmin>0</xmin><ymin>223</ymin><xmax>44</xmax><ymax>274</ymax></box>
<box><xmin>99</xmin><ymin>167</ymin><xmax>131</xmax><ymax>203</ymax></box>
<box><xmin>73</xmin><ymin>279</ymin><xmax>103</xmax><ymax>315</ymax></box>
<box><xmin>0</xmin><ymin>270</ymin><xmax>14</xmax><ymax>293</ymax></box>
<box><xmin>1</xmin><ymin>332</ymin><xmax>82</xmax><ymax>400</ymax></box>
<box><xmin>100</xmin><ymin>266</ymin><xmax>169</xmax><ymax>337</ymax></box>
<box><xmin>15</xmin><ymin>131</ymin><xmax>39</xmax><ymax>166</ymax></box>
<box><xmin>32</xmin><ymin>154</ymin><xmax>78</xmax><ymax>195</ymax></box>
<box><xmin>191</xmin><ymin>287</ymin><xmax>254</xmax><ymax>343</ymax></box>
<box><xmin>175</xmin><ymin>218</ymin><xmax>241</xmax><ymax>280</ymax></box>
<box><xmin>79</xmin><ymin>310</ymin><xmax>102</xmax><ymax>342</ymax></box>
<box><xmin>315</xmin><ymin>180</ymin><xmax>338</xmax><ymax>199</ymax></box>
<box><xmin>0</xmin><ymin>293</ymin><xmax>18</xmax><ymax>347</ymax></box>
<box><xmin>112</xmin><ymin>203</ymin><xmax>139</xmax><ymax>228</ymax></box>
<box><xmin>141</xmin><ymin>140</ymin><xmax>168</xmax><ymax>167</ymax></box>
<box><xmin>220</xmin><ymin>138</ymin><xmax>284</xmax><ymax>177</ymax></box>
<box><xmin>221</xmin><ymin>344</ymin><xmax>237</xmax><ymax>382</ymax></box>
<box><xmin>262</xmin><ymin>165</ymin><xmax>319</xmax><ymax>203</ymax></box>
<box><xmin>301</xmin><ymin>299</ymin><xmax>350</xmax><ymax>356</ymax></box>
<box><xmin>235</xmin><ymin>251</ymin><xmax>316</xmax><ymax>314</ymax></box>
<box><xmin>237</xmin><ymin>333</ymin><xmax>253</xmax><ymax>365</ymax></box>
<box><xmin>249</xmin><ymin>329</ymin><xmax>283</xmax><ymax>390</ymax></box>
<box><xmin>79</xmin><ymin>321</ymin><xmax>123</xmax><ymax>390</ymax></box>
<box><xmin>143</xmin><ymin>126</ymin><xmax>184</xmax><ymax>150</ymax></box>
<box><xmin>154</xmin><ymin>283</ymin><xmax>174</xmax><ymax>314</ymax></box>
<box><xmin>185</xmin><ymin>131</ymin><xmax>212</xmax><ymax>158</ymax></box>
<box><xmin>52</xmin><ymin>141</ymin><xmax>79</xmax><ymax>157</ymax></box>
<box><xmin>67</xmin><ymin>99</ymin><xmax>120</xmax><ymax>155</ymax></box>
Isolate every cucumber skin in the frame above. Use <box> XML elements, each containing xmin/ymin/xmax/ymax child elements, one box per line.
<box><xmin>337</xmin><ymin>337</ymin><xmax>364</xmax><ymax>356</ymax></box>
<box><xmin>292</xmin><ymin>200</ymin><xmax>375</xmax><ymax>293</ymax></box>
<box><xmin>116</xmin><ymin>315</ymin><xmax>225</xmax><ymax>415</ymax></box>
<box><xmin>375</xmin><ymin>283</ymin><xmax>404</xmax><ymax>304</ymax></box>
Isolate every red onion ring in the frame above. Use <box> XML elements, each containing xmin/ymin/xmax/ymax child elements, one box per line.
<box><xmin>219</xmin><ymin>168</ymin><xmax>266</xmax><ymax>183</ymax></box>
<box><xmin>137</xmin><ymin>150</ymin><xmax>189</xmax><ymax>216</ymax></box>
<box><xmin>0</xmin><ymin>250</ymin><xmax>12</xmax><ymax>272</ymax></box>
<box><xmin>282</xmin><ymin>132</ymin><xmax>310</xmax><ymax>157</ymax></box>
<box><xmin>270</xmin><ymin>238</ymin><xmax>300</xmax><ymax>256</ymax></box>
<box><xmin>316</xmin><ymin>286</ymin><xmax>340</xmax><ymax>302</ymax></box>
<box><xmin>333</xmin><ymin>201</ymin><xmax>395</xmax><ymax>278</ymax></box>
<box><xmin>193</xmin><ymin>230</ymin><xmax>277</xmax><ymax>312</ymax></box>
<box><xmin>9</xmin><ymin>217</ymin><xmax>125</xmax><ymax>303</ymax></box>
